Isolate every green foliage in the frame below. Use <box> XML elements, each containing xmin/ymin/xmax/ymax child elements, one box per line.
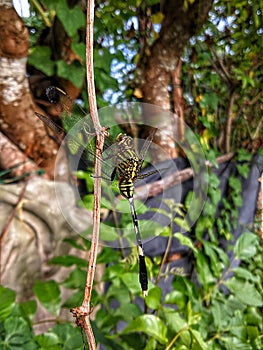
<box><xmin>0</xmin><ymin>286</ymin><xmax>16</xmax><ymax>322</ymax></box>
<box><xmin>33</xmin><ymin>280</ymin><xmax>62</xmax><ymax>317</ymax></box>
<box><xmin>28</xmin><ymin>46</ymin><xmax>55</xmax><ymax>76</ymax></box>
<box><xmin>26</xmin><ymin>0</ymin><xmax>262</xmax><ymax>146</ymax></box>
<box><xmin>7</xmin><ymin>1</ymin><xmax>262</xmax><ymax>349</ymax></box>
<box><xmin>42</xmin><ymin>0</ymin><xmax>85</xmax><ymax>36</ymax></box>
<box><xmin>1</xmin><ymin>163</ymin><xmax>262</xmax><ymax>349</ymax></box>
<box><xmin>182</xmin><ymin>0</ymin><xmax>263</xmax><ymax>152</ymax></box>
<box><xmin>56</xmin><ymin>60</ymin><xmax>85</xmax><ymax>89</ymax></box>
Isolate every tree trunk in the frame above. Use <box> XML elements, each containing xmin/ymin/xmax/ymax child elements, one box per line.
<box><xmin>138</xmin><ymin>0</ymin><xmax>214</xmax><ymax>160</ymax></box>
<box><xmin>0</xmin><ymin>0</ymin><xmax>58</xmax><ymax>178</ymax></box>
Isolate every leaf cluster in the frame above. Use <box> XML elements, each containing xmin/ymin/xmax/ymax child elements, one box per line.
<box><xmin>182</xmin><ymin>0</ymin><xmax>263</xmax><ymax>152</ymax></box>
<box><xmin>1</xmin><ymin>165</ymin><xmax>262</xmax><ymax>349</ymax></box>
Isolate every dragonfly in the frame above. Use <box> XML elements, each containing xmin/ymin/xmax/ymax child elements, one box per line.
<box><xmin>35</xmin><ymin>86</ymin><xmax>158</xmax><ymax>296</ymax></box>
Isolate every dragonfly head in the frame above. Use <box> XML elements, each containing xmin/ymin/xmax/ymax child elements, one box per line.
<box><xmin>116</xmin><ymin>133</ymin><xmax>133</xmax><ymax>147</ymax></box>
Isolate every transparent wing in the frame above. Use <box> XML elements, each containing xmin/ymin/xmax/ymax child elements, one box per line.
<box><xmin>35</xmin><ymin>112</ymin><xmax>64</xmax><ymax>136</ymax></box>
<box><xmin>46</xmin><ymin>86</ymin><xmax>92</xmax><ymax>135</ymax></box>
<box><xmin>139</xmin><ymin>127</ymin><xmax>157</xmax><ymax>162</ymax></box>
<box><xmin>35</xmin><ymin>111</ymin><xmax>95</xmax><ymax>167</ymax></box>
<box><xmin>36</xmin><ymin>86</ymin><xmax>113</xmax><ymax>177</ymax></box>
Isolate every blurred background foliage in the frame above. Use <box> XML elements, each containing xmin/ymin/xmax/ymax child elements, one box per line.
<box><xmin>0</xmin><ymin>0</ymin><xmax>262</xmax><ymax>349</ymax></box>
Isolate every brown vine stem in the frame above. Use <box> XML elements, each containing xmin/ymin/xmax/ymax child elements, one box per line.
<box><xmin>70</xmin><ymin>1</ymin><xmax>106</xmax><ymax>349</ymax></box>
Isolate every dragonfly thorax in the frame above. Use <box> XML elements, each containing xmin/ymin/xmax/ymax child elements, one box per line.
<box><xmin>114</xmin><ymin>133</ymin><xmax>142</xmax><ymax>199</ymax></box>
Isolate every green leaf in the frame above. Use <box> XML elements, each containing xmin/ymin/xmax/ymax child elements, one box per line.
<box><xmin>49</xmin><ymin>255</ymin><xmax>87</xmax><ymax>268</ymax></box>
<box><xmin>4</xmin><ymin>316</ymin><xmax>37</xmax><ymax>349</ymax></box>
<box><xmin>174</xmin><ymin>233</ymin><xmax>198</xmax><ymax>253</ymax></box>
<box><xmin>71</xmin><ymin>41</ymin><xmax>86</xmax><ymax>62</ymax></box>
<box><xmin>94</xmin><ymin>68</ymin><xmax>118</xmax><ymax>92</ymax></box>
<box><xmin>63</xmin><ymin>237</ymin><xmax>87</xmax><ymax>251</ymax></box>
<box><xmin>246</xmin><ymin>306</ymin><xmax>262</xmax><ymax>325</ymax></box>
<box><xmin>35</xmin><ymin>333</ymin><xmax>60</xmax><ymax>348</ymax></box>
<box><xmin>61</xmin><ymin>268</ymin><xmax>86</xmax><ymax>289</ymax></box>
<box><xmin>99</xmin><ymin>224</ymin><xmax>119</xmax><ymax>242</ymax></box>
<box><xmin>0</xmin><ymin>286</ymin><xmax>16</xmax><ymax>322</ymax></box>
<box><xmin>164</xmin><ymin>290</ymin><xmax>186</xmax><ymax>309</ymax></box>
<box><xmin>247</xmin><ymin>325</ymin><xmax>259</xmax><ymax>340</ymax></box>
<box><xmin>94</xmin><ymin>49</ymin><xmax>113</xmax><ymax>73</ymax></box>
<box><xmin>237</xmin><ymin>164</ymin><xmax>250</xmax><ymax>179</ymax></box>
<box><xmin>97</xmin><ymin>246</ymin><xmax>121</xmax><ymax>264</ymax></box>
<box><xmin>237</xmin><ymin>148</ymin><xmax>252</xmax><ymax>162</ymax></box>
<box><xmin>209</xmin><ymin>187</ymin><xmax>221</xmax><ymax>206</ymax></box>
<box><xmin>121</xmin><ymin>315</ymin><xmax>168</xmax><ymax>344</ymax></box>
<box><xmin>191</xmin><ymin>329</ymin><xmax>209</xmax><ymax>350</ymax></box>
<box><xmin>48</xmin><ymin>323</ymin><xmax>83</xmax><ymax>349</ymax></box>
<box><xmin>224</xmin><ymin>277</ymin><xmax>263</xmax><ymax>306</ymax></box>
<box><xmin>145</xmin><ymin>287</ymin><xmax>162</xmax><ymax>310</ymax></box>
<box><xmin>229</xmin><ymin>176</ymin><xmax>242</xmax><ymax>192</ymax></box>
<box><xmin>19</xmin><ymin>300</ymin><xmax>37</xmax><ymax>320</ymax></box>
<box><xmin>56</xmin><ymin>60</ymin><xmax>85</xmax><ymax>88</ymax></box>
<box><xmin>28</xmin><ymin>46</ymin><xmax>55</xmax><ymax>76</ymax></box>
<box><xmin>174</xmin><ymin>218</ymin><xmax>191</xmax><ymax>232</ymax></box>
<box><xmin>114</xmin><ymin>303</ymin><xmax>142</xmax><ymax>323</ymax></box>
<box><xmin>81</xmin><ymin>194</ymin><xmax>94</xmax><ymax>209</ymax></box>
<box><xmin>56</xmin><ymin>0</ymin><xmax>85</xmax><ymax>36</ymax></box>
<box><xmin>33</xmin><ymin>280</ymin><xmax>61</xmax><ymax>316</ymax></box>
<box><xmin>121</xmin><ymin>272</ymin><xmax>141</xmax><ymax>295</ymax></box>
<box><xmin>163</xmin><ymin>308</ymin><xmax>187</xmax><ymax>333</ymax></box>
<box><xmin>160</xmin><ymin>226</ymin><xmax>172</xmax><ymax>237</ymax></box>
<box><xmin>115</xmin><ymin>198</ymin><xmax>132</xmax><ymax>212</ymax></box>
<box><xmin>233</xmin><ymin>267</ymin><xmax>259</xmax><ymax>283</ymax></box>
<box><xmin>196</xmin><ymin>252</ymin><xmax>215</xmax><ymax>286</ymax></box>
<box><xmin>63</xmin><ymin>290</ymin><xmax>84</xmax><ymax>309</ymax></box>
<box><xmin>145</xmin><ymin>338</ymin><xmax>158</xmax><ymax>350</ymax></box>
<box><xmin>234</xmin><ymin>233</ymin><xmax>259</xmax><ymax>259</ymax></box>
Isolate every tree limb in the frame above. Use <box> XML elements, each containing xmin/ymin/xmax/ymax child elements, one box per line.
<box><xmin>134</xmin><ymin>152</ymin><xmax>234</xmax><ymax>200</ymax></box>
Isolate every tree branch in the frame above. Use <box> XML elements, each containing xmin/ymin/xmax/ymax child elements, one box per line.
<box><xmin>134</xmin><ymin>152</ymin><xmax>234</xmax><ymax>200</ymax></box>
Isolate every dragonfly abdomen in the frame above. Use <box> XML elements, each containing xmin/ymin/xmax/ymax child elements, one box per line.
<box><xmin>118</xmin><ymin>177</ymin><xmax>134</xmax><ymax>199</ymax></box>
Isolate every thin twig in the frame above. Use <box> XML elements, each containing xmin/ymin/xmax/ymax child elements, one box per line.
<box><xmin>246</xmin><ymin>90</ymin><xmax>263</xmax><ymax>106</ymax></box>
<box><xmin>210</xmin><ymin>46</ymin><xmax>233</xmax><ymax>83</ymax></box>
<box><xmin>253</xmin><ymin>116</ymin><xmax>263</xmax><ymax>141</ymax></box>
<box><xmin>70</xmin><ymin>1</ymin><xmax>106</xmax><ymax>348</ymax></box>
<box><xmin>155</xmin><ymin>224</ymin><xmax>173</xmax><ymax>285</ymax></box>
<box><xmin>31</xmin><ymin>0</ymin><xmax>52</xmax><ymax>27</ymax></box>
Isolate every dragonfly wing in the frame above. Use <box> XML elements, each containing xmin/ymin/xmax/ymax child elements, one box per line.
<box><xmin>138</xmin><ymin>127</ymin><xmax>157</xmax><ymax>164</ymax></box>
<box><xmin>35</xmin><ymin>112</ymin><xmax>63</xmax><ymax>136</ymax></box>
<box><xmin>35</xmin><ymin>111</ymin><xmax>114</xmax><ymax>181</ymax></box>
<box><xmin>46</xmin><ymin>86</ymin><xmax>92</xmax><ymax>136</ymax></box>
<box><xmin>35</xmin><ymin>111</ymin><xmax>93</xmax><ymax>165</ymax></box>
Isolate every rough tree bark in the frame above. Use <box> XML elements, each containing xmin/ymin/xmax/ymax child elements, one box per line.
<box><xmin>0</xmin><ymin>0</ymin><xmax>62</xmax><ymax>179</ymax></box>
<box><xmin>137</xmin><ymin>0</ymin><xmax>214</xmax><ymax>160</ymax></box>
